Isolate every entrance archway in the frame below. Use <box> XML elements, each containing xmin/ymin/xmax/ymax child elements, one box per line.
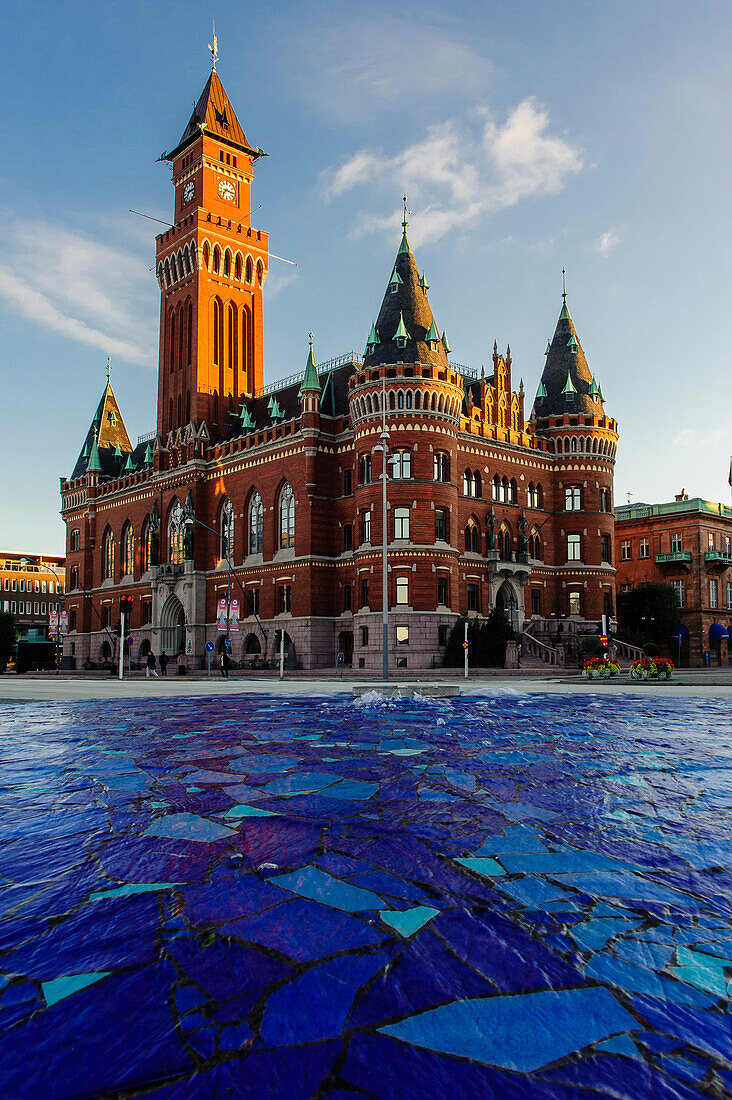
<box><xmin>338</xmin><ymin>630</ymin><xmax>354</xmax><ymax>667</ymax></box>
<box><xmin>160</xmin><ymin>595</ymin><xmax>185</xmax><ymax>655</ymax></box>
<box><xmin>495</xmin><ymin>581</ymin><xmax>518</xmax><ymax>632</ymax></box>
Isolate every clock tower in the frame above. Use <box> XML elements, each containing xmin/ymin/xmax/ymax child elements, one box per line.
<box><xmin>155</xmin><ymin>57</ymin><xmax>268</xmax><ymax>442</ymax></box>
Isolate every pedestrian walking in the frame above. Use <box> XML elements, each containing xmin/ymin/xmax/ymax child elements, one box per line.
<box><xmin>146</xmin><ymin>652</ymin><xmax>158</xmax><ymax>678</ymax></box>
<box><xmin>219</xmin><ymin>651</ymin><xmax>229</xmax><ymax>679</ymax></box>
<box><xmin>159</xmin><ymin>652</ymin><xmax>168</xmax><ymax>677</ymax></box>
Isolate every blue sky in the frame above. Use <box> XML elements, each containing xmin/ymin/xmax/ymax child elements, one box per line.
<box><xmin>2</xmin><ymin>0</ymin><xmax>731</xmax><ymax>553</ymax></box>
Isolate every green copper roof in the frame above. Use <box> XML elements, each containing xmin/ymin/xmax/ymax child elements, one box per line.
<box><xmin>82</xmin><ymin>443</ymin><xmax>89</xmax><ymax>460</ymax></box>
<box><xmin>143</xmin><ymin>443</ymin><xmax>153</xmax><ymax>465</ymax></box>
<box><xmin>397</xmin><ymin>231</ymin><xmax>411</xmax><ymax>256</ymax></box>
<box><xmin>269</xmin><ymin>398</ymin><xmax>285</xmax><ymax>421</ymax></box>
<box><xmin>238</xmin><ymin>403</ymin><xmax>256</xmax><ymax>431</ymax></box>
<box><xmin>597</xmin><ymin>381</ymin><xmax>605</xmax><ymax>402</ymax></box>
<box><xmin>123</xmin><ymin>453</ymin><xmax>135</xmax><ymax>473</ymax></box>
<box><xmin>559</xmin><ymin>302</ymin><xmax>570</xmax><ymax>321</ymax></box>
<box><xmin>441</xmin><ymin>330</ymin><xmax>452</xmax><ymax>355</ymax></box>
<box><xmin>113</xmin><ymin>443</ymin><xmax>122</xmax><ymax>458</ymax></box>
<box><xmin>561</xmin><ymin>372</ymin><xmax>576</xmax><ymax>396</ymax></box>
<box><xmin>366</xmin><ymin>321</ymin><xmax>379</xmax><ymax>348</ymax></box>
<box><xmin>300</xmin><ymin>339</ymin><xmax>321</xmax><ymax>392</ymax></box>
<box><xmin>419</xmin><ymin>271</ymin><xmax>430</xmax><ymax>292</ymax></box>
<box><xmin>87</xmin><ymin>433</ymin><xmax>102</xmax><ymax>474</ymax></box>
<box><xmin>425</xmin><ymin>320</ymin><xmax>439</xmax><ymax>344</ymax></box>
<box><xmin>567</xmin><ymin>334</ymin><xmax>579</xmax><ymax>352</ymax></box>
<box><xmin>536</xmin><ymin>381</ymin><xmax>547</xmax><ymax>399</ymax></box>
<box><xmin>388</xmin><ymin>268</ymin><xmax>403</xmax><ymax>288</ymax></box>
<box><xmin>544</xmin><ymin>341</ymin><xmax>551</xmax><ymax>355</ymax></box>
<box><xmin>589</xmin><ymin>376</ymin><xmax>599</xmax><ymax>397</ymax></box>
<box><xmin>394</xmin><ymin>312</ymin><xmax>410</xmax><ymax>341</ymax></box>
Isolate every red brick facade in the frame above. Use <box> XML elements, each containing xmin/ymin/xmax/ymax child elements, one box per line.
<box><xmin>59</xmin><ymin>68</ymin><xmax>618</xmax><ymax>671</ymax></box>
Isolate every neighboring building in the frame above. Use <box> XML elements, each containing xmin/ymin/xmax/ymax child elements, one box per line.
<box><xmin>60</xmin><ymin>59</ymin><xmax>618</xmax><ymax>672</ymax></box>
<box><xmin>0</xmin><ymin>552</ymin><xmax>66</xmax><ymax>644</ymax></box>
<box><xmin>615</xmin><ymin>491</ymin><xmax>732</xmax><ymax>665</ymax></box>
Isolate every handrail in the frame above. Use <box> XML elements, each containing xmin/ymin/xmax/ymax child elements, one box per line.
<box><xmin>137</xmin><ymin>430</ymin><xmax>156</xmax><ymax>444</ymax></box>
<box><xmin>254</xmin><ymin>352</ymin><xmax>363</xmax><ymax>398</ymax></box>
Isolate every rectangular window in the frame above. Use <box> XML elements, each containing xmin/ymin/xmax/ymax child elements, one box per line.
<box><xmin>19</xmin><ymin>580</ymin><xmax>25</xmax><ymax>592</ymax></box>
<box><xmin>279</xmin><ymin>585</ymin><xmax>292</xmax><ymax>613</ymax></box>
<box><xmin>620</xmin><ymin>540</ymin><xmax>631</xmax><ymax>560</ymax></box>
<box><xmin>710</xmin><ymin>578</ymin><xmax>718</xmax><ymax>608</ymax></box>
<box><xmin>360</xmin><ymin>454</ymin><xmax>371</xmax><ymax>484</ymax></box>
<box><xmin>12</xmin><ymin>579</ymin><xmax>17</xmax><ymax>592</ymax></box>
<box><xmin>565</xmin><ymin>487</ymin><xmax>581</xmax><ymax>511</ymax></box>
<box><xmin>102</xmin><ymin>606</ymin><xmax>111</xmax><ymax>627</ymax></box>
<box><xmin>35</xmin><ymin>580</ymin><xmax>40</xmax><ymax>592</ymax></box>
<box><xmin>395</xmin><ymin>576</ymin><xmax>409</xmax><ymax>605</ymax></box>
<box><xmin>437</xmin><ymin>578</ymin><xmax>447</xmax><ymax>606</ymax></box>
<box><xmin>727</xmin><ymin>581</ymin><xmax>732</xmax><ymax>609</ymax></box>
<box><xmin>599</xmin><ymin>488</ymin><xmax>611</xmax><ymax>512</ymax></box>
<box><xmin>343</xmin><ymin>524</ymin><xmax>353</xmax><ymax>551</ymax></box>
<box><xmin>567</xmin><ymin>534</ymin><xmax>581</xmax><ymax>561</ymax></box>
<box><xmin>361</xmin><ymin>510</ymin><xmax>371</xmax><ymax>544</ymax></box>
<box><xmin>601</xmin><ymin>535</ymin><xmax>611</xmax><ymax>563</ymax></box>
<box><xmin>361</xmin><ymin>579</ymin><xmax>369</xmax><ymax>608</ymax></box>
<box><xmin>396</xmin><ymin>625</ymin><xmax>409</xmax><ymax>646</ymax></box>
<box><xmin>343</xmin><ymin>469</ymin><xmax>352</xmax><ymax>496</ymax></box>
<box><xmin>531</xmin><ymin>589</ymin><xmax>541</xmax><ymax>615</ymax></box>
<box><xmin>670</xmin><ymin>533</ymin><xmax>682</xmax><ymax>553</ymax></box>
<box><xmin>672</xmin><ymin>578</ymin><xmax>685</xmax><ymax>607</ymax></box>
<box><xmin>391</xmin><ymin>450</ymin><xmax>411</xmax><ymax>479</ymax></box>
<box><xmin>725</xmin><ymin>536</ymin><xmax>731</xmax><ymax>555</ymax></box>
<box><xmin>435</xmin><ymin>508</ymin><xmax>447</xmax><ymax>542</ymax></box>
<box><xmin>70</xmin><ymin>609</ymin><xmax>77</xmax><ymax>631</ymax></box>
<box><xmin>343</xmin><ymin>584</ymin><xmax>352</xmax><ymax>611</ymax></box>
<box><xmin>360</xmin><ymin>625</ymin><xmax>369</xmax><ymax>647</ymax></box>
<box><xmin>41</xmin><ymin>602</ymin><xmax>46</xmax><ymax>614</ymax></box>
<box><xmin>10</xmin><ymin>600</ymin><xmax>16</xmax><ymax>614</ymax></box>
<box><xmin>467</xmin><ymin>582</ymin><xmax>479</xmax><ymax>611</ymax></box>
<box><xmin>708</xmin><ymin>531</ymin><xmax>715</xmax><ymax>551</ymax></box>
<box><xmin>394</xmin><ymin>508</ymin><xmax>410</xmax><ymax>540</ymax></box>
<box><xmin>41</xmin><ymin>580</ymin><xmax>47</xmax><ymax>593</ymax></box>
<box><xmin>639</xmin><ymin>538</ymin><xmax>650</xmax><ymax>559</ymax></box>
<box><xmin>143</xmin><ymin>601</ymin><xmax>153</xmax><ymax>623</ymax></box>
<box><xmin>438</xmin><ymin>624</ymin><xmax>449</xmax><ymax>647</ymax></box>
<box><xmin>433</xmin><ymin>453</ymin><xmax>449</xmax><ymax>482</ymax></box>
<box><xmin>34</xmin><ymin>602</ymin><xmax>39</xmax><ymax>615</ymax></box>
<box><xmin>569</xmin><ymin>591</ymin><xmax>581</xmax><ymax>616</ymax></box>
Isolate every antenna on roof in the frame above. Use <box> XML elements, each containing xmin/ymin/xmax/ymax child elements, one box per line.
<box><xmin>209</xmin><ymin>22</ymin><xmax>218</xmax><ymax>71</ymax></box>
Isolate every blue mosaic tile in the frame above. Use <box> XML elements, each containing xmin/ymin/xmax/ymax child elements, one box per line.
<box><xmin>272</xmin><ymin>865</ymin><xmax>386</xmax><ymax>912</ymax></box>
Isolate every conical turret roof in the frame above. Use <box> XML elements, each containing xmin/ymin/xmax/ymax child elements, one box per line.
<box><xmin>168</xmin><ymin>69</ymin><xmax>258</xmax><ymax>159</ymax></box>
<box><xmin>363</xmin><ymin>228</ymin><xmax>449</xmax><ymax>369</ymax></box>
<box><xmin>532</xmin><ymin>296</ymin><xmax>598</xmax><ymax>417</ymax></box>
<box><xmin>70</xmin><ymin>373</ymin><xmax>133</xmax><ymax>480</ymax></box>
<box><xmin>300</xmin><ymin>336</ymin><xmax>321</xmax><ymax>393</ymax></box>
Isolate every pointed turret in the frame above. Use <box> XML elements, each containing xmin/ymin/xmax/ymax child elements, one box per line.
<box><xmin>300</xmin><ymin>334</ymin><xmax>321</xmax><ymax>393</ymax></box>
<box><xmin>86</xmin><ymin>430</ymin><xmax>102</xmax><ymax>475</ymax></box>
<box><xmin>167</xmin><ymin>68</ymin><xmax>259</xmax><ymax>160</ymax></box>
<box><xmin>363</xmin><ymin>203</ymin><xmax>449</xmax><ymax>369</ymax></box>
<box><xmin>532</xmin><ymin>290</ymin><xmax>597</xmax><ymax>418</ymax></box>
<box><xmin>69</xmin><ymin>366</ymin><xmax>133</xmax><ymax>480</ymax></box>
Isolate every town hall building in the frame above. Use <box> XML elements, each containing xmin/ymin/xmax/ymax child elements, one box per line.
<box><xmin>60</xmin><ymin>60</ymin><xmax>619</xmax><ymax>671</ymax></box>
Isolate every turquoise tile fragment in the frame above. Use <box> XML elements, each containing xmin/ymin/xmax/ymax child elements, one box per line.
<box><xmin>144</xmin><ymin>813</ymin><xmax>236</xmax><ymax>842</ymax></box>
<box><xmin>224</xmin><ymin>804</ymin><xmax>278</xmax><ymax>818</ymax></box>
<box><xmin>455</xmin><ymin>857</ymin><xmax>505</xmax><ymax>878</ymax></box>
<box><xmin>379</xmin><ymin>906</ymin><xmax>439</xmax><ymax>937</ymax></box>
<box><xmin>42</xmin><ymin>972</ymin><xmax>110</xmax><ymax>1007</ymax></box>
<box><xmin>90</xmin><ymin>881</ymin><xmax>183</xmax><ymax>901</ymax></box>
<box><xmin>272</xmin><ymin>866</ymin><xmax>385</xmax><ymax>912</ymax></box>
<box><xmin>595</xmin><ymin>1035</ymin><xmax>641</xmax><ymax>1059</ymax></box>
<box><xmin>572</xmin><ymin>918</ymin><xmax>641</xmax><ymax>953</ymax></box>
<box><xmin>378</xmin><ymin>987</ymin><xmax>637</xmax><ymax>1072</ymax></box>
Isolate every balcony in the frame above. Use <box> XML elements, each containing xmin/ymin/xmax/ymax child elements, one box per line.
<box><xmin>655</xmin><ymin>551</ymin><xmax>691</xmax><ymax>570</ymax></box>
<box><xmin>705</xmin><ymin>550</ymin><xmax>732</xmax><ymax>571</ymax></box>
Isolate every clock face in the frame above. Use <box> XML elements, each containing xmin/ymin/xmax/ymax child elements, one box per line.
<box><xmin>183</xmin><ymin>181</ymin><xmax>194</xmax><ymax>204</ymax></box>
<box><xmin>218</xmin><ymin>179</ymin><xmax>236</xmax><ymax>202</ymax></box>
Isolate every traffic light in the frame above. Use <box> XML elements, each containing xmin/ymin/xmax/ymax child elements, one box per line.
<box><xmin>119</xmin><ymin>595</ymin><xmax>133</xmax><ymax>615</ymax></box>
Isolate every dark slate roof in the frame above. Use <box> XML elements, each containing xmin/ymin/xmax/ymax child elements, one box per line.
<box><xmin>69</xmin><ymin>380</ymin><xmax>133</xmax><ymax>480</ymax></box>
<box><xmin>532</xmin><ymin>299</ymin><xmax>600</xmax><ymax>418</ymax></box>
<box><xmin>226</xmin><ymin>360</ymin><xmax>356</xmax><ymax>439</ymax></box>
<box><xmin>363</xmin><ymin>232</ymin><xmax>449</xmax><ymax>369</ymax></box>
<box><xmin>168</xmin><ymin>70</ymin><xmax>258</xmax><ymax>159</ymax></box>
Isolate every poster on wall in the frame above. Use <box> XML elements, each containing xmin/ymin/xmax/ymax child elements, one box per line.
<box><xmin>230</xmin><ymin>599</ymin><xmax>239</xmax><ymax>631</ymax></box>
<box><xmin>59</xmin><ymin>610</ymin><xmax>68</xmax><ymax>635</ymax></box>
<box><xmin>49</xmin><ymin>609</ymin><xmax>58</xmax><ymax>635</ymax></box>
<box><xmin>217</xmin><ymin>598</ymin><xmax>228</xmax><ymax>631</ymax></box>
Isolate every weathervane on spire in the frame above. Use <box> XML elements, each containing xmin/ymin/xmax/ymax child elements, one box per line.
<box><xmin>308</xmin><ymin>331</ymin><xmax>314</xmax><ymax>348</ymax></box>
<box><xmin>209</xmin><ymin>22</ymin><xmax>218</xmax><ymax>71</ymax></box>
<box><xmin>106</xmin><ymin>357</ymin><xmax>112</xmax><ymax>382</ymax></box>
<box><xmin>562</xmin><ymin>267</ymin><xmax>567</xmax><ymax>302</ymax></box>
<box><xmin>402</xmin><ymin>194</ymin><xmax>409</xmax><ymax>233</ymax></box>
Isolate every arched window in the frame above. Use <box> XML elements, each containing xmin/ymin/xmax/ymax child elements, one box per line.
<box><xmin>406</xmin><ymin>391</ymin><xmax>412</xmax><ymax>409</ymax></box>
<box><xmin>213</xmin><ymin>297</ymin><xmax>223</xmax><ymax>367</ymax></box>
<box><xmin>474</xmin><ymin>471</ymin><xmax>482</xmax><ymax>498</ymax></box>
<box><xmin>223</xmin><ymin>249</ymin><xmax>231</xmax><ymax>277</ymax></box>
<box><xmin>122</xmin><ymin>524</ymin><xmax>135</xmax><ymax>576</ymax></box>
<box><xmin>202</xmin><ymin>242</ymin><xmax>210</xmax><ymax>269</ymax></box>
<box><xmin>220</xmin><ymin>498</ymin><xmax>234</xmax><ymax>560</ymax></box>
<box><xmin>186</xmin><ymin>300</ymin><xmax>193</xmax><ymax>366</ymax></box>
<box><xmin>213</xmin><ymin>245</ymin><xmax>221</xmax><ymax>273</ymax></box>
<box><xmin>397</xmin><ymin>390</ymin><xmax>404</xmax><ymax>410</ymax></box>
<box><xmin>168</xmin><ymin>500</ymin><xmax>184</xmax><ymax>565</ymax></box>
<box><xmin>227</xmin><ymin>302</ymin><xmax>237</xmax><ymax>371</ymax></box>
<box><xmin>235</xmin><ymin>253</ymin><xmax>242</xmax><ymax>280</ymax></box>
<box><xmin>528</xmin><ymin>529</ymin><xmax>542</xmax><ymax>560</ymax></box>
<box><xmin>249</xmin><ymin>491</ymin><xmax>264</xmax><ymax>554</ymax></box>
<box><xmin>256</xmin><ymin>261</ymin><xmax>264</xmax><ymax>286</ymax></box>
<box><xmin>186</xmin><ymin>390</ymin><xmax>191</xmax><ymax>422</ymax></box>
<box><xmin>70</xmin><ymin>529</ymin><xmax>80</xmax><ymax>552</ymax></box>
<box><xmin>142</xmin><ymin>517</ymin><xmax>152</xmax><ymax>573</ymax></box>
<box><xmin>464</xmin><ymin>521</ymin><xmax>479</xmax><ymax>553</ymax></box>
<box><xmin>509</xmin><ymin>478</ymin><xmax>517</xmax><ymax>504</ymax></box>
<box><xmin>498</xmin><ymin>526</ymin><xmax>510</xmax><ymax>559</ymax></box>
<box><xmin>501</xmin><ymin>477</ymin><xmax>509</xmax><ymax>503</ymax></box>
<box><xmin>279</xmin><ymin>483</ymin><xmax>295</xmax><ymax>549</ymax></box>
<box><xmin>103</xmin><ymin>527</ymin><xmax>115</xmax><ymax>580</ymax></box>
<box><xmin>246</xmin><ymin>256</ymin><xmax>253</xmax><ymax>283</ymax></box>
<box><xmin>463</xmin><ymin>470</ymin><xmax>472</xmax><ymax>496</ymax></box>
<box><xmin>169</xmin><ymin>309</ymin><xmax>176</xmax><ymax>373</ymax></box>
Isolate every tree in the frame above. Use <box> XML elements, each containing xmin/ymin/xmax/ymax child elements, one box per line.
<box><xmin>444</xmin><ymin>609</ymin><xmax>513</xmax><ymax>668</ymax></box>
<box><xmin>616</xmin><ymin>582</ymin><xmax>678</xmax><ymax>645</ymax></box>
<box><xmin>0</xmin><ymin>612</ymin><xmax>16</xmax><ymax>673</ymax></box>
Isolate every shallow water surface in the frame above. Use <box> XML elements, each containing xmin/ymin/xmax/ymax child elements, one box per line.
<box><xmin>0</xmin><ymin>692</ymin><xmax>731</xmax><ymax>1098</ymax></box>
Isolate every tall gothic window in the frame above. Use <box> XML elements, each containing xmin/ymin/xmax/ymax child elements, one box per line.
<box><xmin>168</xmin><ymin>501</ymin><xmax>184</xmax><ymax>565</ymax></box>
<box><xmin>249</xmin><ymin>491</ymin><xmax>263</xmax><ymax>554</ymax></box>
<box><xmin>220</xmin><ymin>498</ymin><xmax>234</xmax><ymax>560</ymax></box>
<box><xmin>142</xmin><ymin>518</ymin><xmax>152</xmax><ymax>573</ymax></box>
<box><xmin>122</xmin><ymin>524</ymin><xmax>135</xmax><ymax>576</ymax></box>
<box><xmin>279</xmin><ymin>483</ymin><xmax>295</xmax><ymax>549</ymax></box>
<box><xmin>103</xmin><ymin>527</ymin><xmax>115</xmax><ymax>580</ymax></box>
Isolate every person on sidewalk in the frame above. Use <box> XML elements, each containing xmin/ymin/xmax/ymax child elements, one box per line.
<box><xmin>146</xmin><ymin>652</ymin><xmax>158</xmax><ymax>678</ymax></box>
<box><xmin>159</xmin><ymin>652</ymin><xmax>168</xmax><ymax>677</ymax></box>
<box><xmin>219</xmin><ymin>651</ymin><xmax>229</xmax><ymax>679</ymax></box>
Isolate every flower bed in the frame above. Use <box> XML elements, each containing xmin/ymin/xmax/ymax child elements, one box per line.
<box><xmin>630</xmin><ymin>657</ymin><xmax>674</xmax><ymax>680</ymax></box>
<box><xmin>582</xmin><ymin>657</ymin><xmax>620</xmax><ymax>679</ymax></box>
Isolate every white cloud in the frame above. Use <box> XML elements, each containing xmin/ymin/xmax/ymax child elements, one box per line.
<box><xmin>0</xmin><ymin>219</ymin><xmax>156</xmax><ymax>366</ymax></box>
<box><xmin>674</xmin><ymin>427</ymin><xmax>727</xmax><ymax>448</ymax></box>
<box><xmin>263</xmin><ymin>267</ymin><xmax>297</xmax><ymax>300</ymax></box>
<box><xmin>593</xmin><ymin>229</ymin><xmax>621</xmax><ymax>257</ymax></box>
<box><xmin>321</xmin><ymin>99</ymin><xmax>583</xmax><ymax>247</ymax></box>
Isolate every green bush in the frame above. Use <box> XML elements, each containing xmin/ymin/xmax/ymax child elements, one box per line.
<box><xmin>643</xmin><ymin>641</ymin><xmax>659</xmax><ymax>657</ymax></box>
<box><xmin>444</xmin><ymin>610</ymin><xmax>513</xmax><ymax>668</ymax></box>
<box><xmin>581</xmin><ymin>635</ymin><xmax>604</xmax><ymax>656</ymax></box>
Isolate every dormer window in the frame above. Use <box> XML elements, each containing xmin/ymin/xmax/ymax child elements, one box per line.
<box><xmin>393</xmin><ymin>312</ymin><xmax>410</xmax><ymax>350</ymax></box>
<box><xmin>389</xmin><ymin>269</ymin><xmax>403</xmax><ymax>295</ymax></box>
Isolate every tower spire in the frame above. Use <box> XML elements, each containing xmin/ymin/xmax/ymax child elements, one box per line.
<box><xmin>208</xmin><ymin>22</ymin><xmax>218</xmax><ymax>71</ymax></box>
<box><xmin>106</xmin><ymin>357</ymin><xmax>111</xmax><ymax>383</ymax></box>
<box><xmin>562</xmin><ymin>266</ymin><xmax>567</xmax><ymax>302</ymax></box>
<box><xmin>402</xmin><ymin>194</ymin><xmax>408</xmax><ymax>233</ymax></box>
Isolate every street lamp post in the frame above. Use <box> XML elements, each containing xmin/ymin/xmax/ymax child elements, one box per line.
<box><xmin>44</xmin><ymin>562</ymin><xmax>62</xmax><ymax>677</ymax></box>
<box><xmin>373</xmin><ymin>377</ymin><xmax>391</xmax><ymax>681</ymax></box>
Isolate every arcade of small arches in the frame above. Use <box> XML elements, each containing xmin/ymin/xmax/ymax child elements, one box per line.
<box><xmin>157</xmin><ymin>240</ymin><xmax>265</xmax><ymax>292</ymax></box>
<box><xmin>351</xmin><ymin>386</ymin><xmax>462</xmax><ymax>422</ymax></box>
<box><xmin>553</xmin><ymin>434</ymin><xmax>616</xmax><ymax>457</ymax></box>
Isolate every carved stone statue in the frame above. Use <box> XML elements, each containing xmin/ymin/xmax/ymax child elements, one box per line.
<box><xmin>487</xmin><ymin>505</ymin><xmax>497</xmax><ymax>551</ymax></box>
<box><xmin>518</xmin><ymin>508</ymin><xmax>528</xmax><ymax>553</ymax></box>
<box><xmin>183</xmin><ymin>492</ymin><xmax>195</xmax><ymax>561</ymax></box>
<box><xmin>149</xmin><ymin>502</ymin><xmax>160</xmax><ymax>567</ymax></box>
